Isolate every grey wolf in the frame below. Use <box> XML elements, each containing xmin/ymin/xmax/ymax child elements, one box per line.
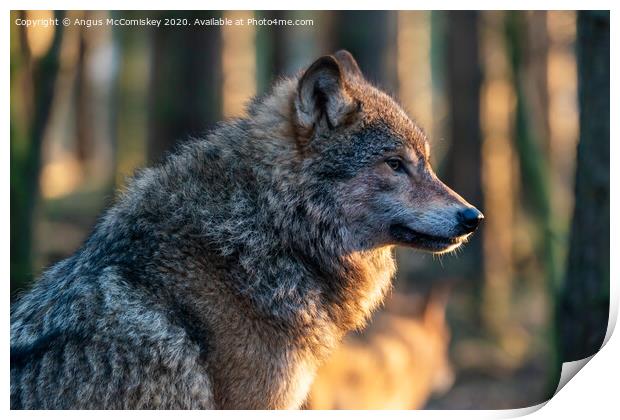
<box><xmin>10</xmin><ymin>50</ymin><xmax>482</xmax><ymax>409</ymax></box>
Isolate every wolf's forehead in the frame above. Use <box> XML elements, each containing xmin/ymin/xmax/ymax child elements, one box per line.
<box><xmin>359</xmin><ymin>89</ymin><xmax>429</xmax><ymax>154</ymax></box>
<box><xmin>349</xmin><ymin>120</ymin><xmax>427</xmax><ymax>163</ymax></box>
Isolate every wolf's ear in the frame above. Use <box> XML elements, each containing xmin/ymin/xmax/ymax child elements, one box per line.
<box><xmin>295</xmin><ymin>55</ymin><xmax>359</xmax><ymax>134</ymax></box>
<box><xmin>334</xmin><ymin>50</ymin><xmax>363</xmax><ymax>79</ymax></box>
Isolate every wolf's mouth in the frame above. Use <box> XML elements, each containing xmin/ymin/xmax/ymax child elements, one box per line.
<box><xmin>389</xmin><ymin>224</ymin><xmax>466</xmax><ymax>253</ymax></box>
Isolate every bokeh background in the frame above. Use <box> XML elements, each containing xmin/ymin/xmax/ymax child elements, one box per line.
<box><xmin>10</xmin><ymin>10</ymin><xmax>610</xmax><ymax>409</ymax></box>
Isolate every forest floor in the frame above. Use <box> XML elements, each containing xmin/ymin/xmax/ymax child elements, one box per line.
<box><xmin>426</xmin><ymin>357</ymin><xmax>550</xmax><ymax>409</ymax></box>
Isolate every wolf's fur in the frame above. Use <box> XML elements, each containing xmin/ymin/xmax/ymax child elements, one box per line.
<box><xmin>11</xmin><ymin>51</ymin><xmax>480</xmax><ymax>409</ymax></box>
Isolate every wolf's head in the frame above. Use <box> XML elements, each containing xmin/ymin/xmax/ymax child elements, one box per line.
<box><xmin>292</xmin><ymin>51</ymin><xmax>483</xmax><ymax>254</ymax></box>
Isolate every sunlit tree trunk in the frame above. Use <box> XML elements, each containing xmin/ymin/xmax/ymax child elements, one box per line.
<box><xmin>525</xmin><ymin>11</ymin><xmax>550</xmax><ymax>155</ymax></box>
<box><xmin>479</xmin><ymin>11</ymin><xmax>517</xmax><ymax>343</ymax></box>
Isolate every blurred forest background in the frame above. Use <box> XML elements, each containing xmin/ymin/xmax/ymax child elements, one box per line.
<box><xmin>10</xmin><ymin>10</ymin><xmax>609</xmax><ymax>409</ymax></box>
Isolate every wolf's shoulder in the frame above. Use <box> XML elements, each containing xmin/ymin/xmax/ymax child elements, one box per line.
<box><xmin>12</xmin><ymin>263</ymin><xmax>201</xmax><ymax>353</ymax></box>
<box><xmin>10</xmin><ymin>264</ymin><xmax>214</xmax><ymax>408</ymax></box>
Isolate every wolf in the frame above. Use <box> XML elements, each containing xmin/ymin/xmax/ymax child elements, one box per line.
<box><xmin>10</xmin><ymin>50</ymin><xmax>483</xmax><ymax>409</ymax></box>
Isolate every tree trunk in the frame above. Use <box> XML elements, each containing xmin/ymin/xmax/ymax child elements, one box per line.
<box><xmin>75</xmin><ymin>22</ymin><xmax>94</xmax><ymax>164</ymax></box>
<box><xmin>328</xmin><ymin>11</ymin><xmax>398</xmax><ymax>93</ymax></box>
<box><xmin>506</xmin><ymin>11</ymin><xmax>561</xmax><ymax>390</ymax></box>
<box><xmin>10</xmin><ymin>11</ymin><xmax>65</xmax><ymax>293</ymax></box>
<box><xmin>559</xmin><ymin>10</ymin><xmax>609</xmax><ymax>362</ymax></box>
<box><xmin>255</xmin><ymin>10</ymin><xmax>287</xmax><ymax>94</ymax></box>
<box><xmin>147</xmin><ymin>11</ymin><xmax>222</xmax><ymax>163</ymax></box>
<box><xmin>443</xmin><ymin>11</ymin><xmax>484</xmax><ymax>291</ymax></box>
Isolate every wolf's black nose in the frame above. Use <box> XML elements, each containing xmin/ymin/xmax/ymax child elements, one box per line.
<box><xmin>457</xmin><ymin>207</ymin><xmax>484</xmax><ymax>233</ymax></box>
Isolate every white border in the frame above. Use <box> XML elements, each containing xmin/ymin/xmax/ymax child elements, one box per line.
<box><xmin>3</xmin><ymin>2</ymin><xmax>617</xmax><ymax>418</ymax></box>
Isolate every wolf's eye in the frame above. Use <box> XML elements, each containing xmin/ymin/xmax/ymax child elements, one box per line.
<box><xmin>386</xmin><ymin>158</ymin><xmax>404</xmax><ymax>172</ymax></box>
